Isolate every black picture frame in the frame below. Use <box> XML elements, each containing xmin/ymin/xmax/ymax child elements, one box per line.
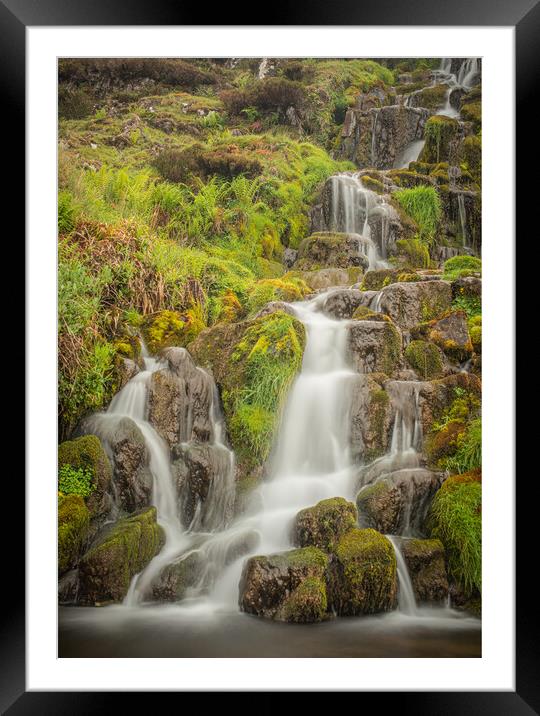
<box><xmin>7</xmin><ymin>0</ymin><xmax>530</xmax><ymax>710</ymax></box>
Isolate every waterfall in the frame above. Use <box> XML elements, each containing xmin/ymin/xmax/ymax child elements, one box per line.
<box><xmin>328</xmin><ymin>173</ymin><xmax>393</xmax><ymax>266</ymax></box>
<box><xmin>437</xmin><ymin>57</ymin><xmax>479</xmax><ymax>118</ymax></box>
<box><xmin>457</xmin><ymin>58</ymin><xmax>479</xmax><ymax>89</ymax></box>
<box><xmin>393</xmin><ymin>139</ymin><xmax>425</xmax><ymax>169</ymax></box>
<box><xmin>457</xmin><ymin>192</ymin><xmax>468</xmax><ymax>248</ymax></box>
<box><xmin>388</xmin><ymin>536</ymin><xmax>418</xmax><ymax>616</ymax></box>
<box><xmin>209</xmin><ymin>292</ymin><xmax>360</xmax><ymax>605</ymax></box>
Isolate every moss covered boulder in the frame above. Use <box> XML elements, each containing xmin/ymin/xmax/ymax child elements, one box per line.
<box><xmin>80</xmin><ymin>415</ymin><xmax>153</xmax><ymax>513</ymax></box>
<box><xmin>412</xmin><ymin>310</ymin><xmax>473</xmax><ymax>362</ymax></box>
<box><xmin>295</xmin><ymin>267</ymin><xmax>351</xmax><ymax>290</ymax></box>
<box><xmin>352</xmin><ymin>305</ymin><xmax>392</xmax><ymax>322</ymax></box>
<box><xmin>400</xmin><ymin>537</ymin><xmax>449</xmax><ymax>603</ymax></box>
<box><xmin>142</xmin><ymin>309</ymin><xmax>205</xmax><ymax>354</ymax></box>
<box><xmin>58</xmin><ymin>434</ymin><xmax>113</xmax><ymax>518</ymax></box>
<box><xmin>356</xmin><ymin>469</ymin><xmax>443</xmax><ymax>535</ymax></box>
<box><xmin>361</xmin><ymin>268</ymin><xmax>401</xmax><ymax>291</ymax></box>
<box><xmin>347</xmin><ymin>320</ymin><xmax>402</xmax><ymax>374</ymax></box>
<box><xmin>328</xmin><ymin>528</ymin><xmax>397</xmax><ymax>616</ymax></box>
<box><xmin>293</xmin><ymin>498</ymin><xmax>358</xmax><ymax>552</ymax></box>
<box><xmin>188</xmin><ymin>311</ymin><xmax>306</xmax><ymax>474</ymax></box>
<box><xmin>375</xmin><ymin>280</ymin><xmax>453</xmax><ymax>330</ymax></box>
<box><xmin>295</xmin><ymin>232</ymin><xmax>367</xmax><ymax>270</ymax></box>
<box><xmin>239</xmin><ymin>547</ymin><xmax>329</xmax><ymax>623</ymax></box>
<box><xmin>78</xmin><ymin>507</ymin><xmax>165</xmax><ymax>605</ymax></box>
<box><xmin>415</xmin><ymin>372</ymin><xmax>481</xmax><ymax>437</ymax></box>
<box><xmin>404</xmin><ymin>340</ymin><xmax>445</xmax><ymax>379</ymax></box>
<box><xmin>58</xmin><ymin>494</ymin><xmax>90</xmax><ymax>575</ymax></box>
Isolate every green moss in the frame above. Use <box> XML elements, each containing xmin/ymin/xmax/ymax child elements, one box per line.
<box><xmin>393</xmin><ymin>186</ymin><xmax>442</xmax><ymax>246</ymax></box>
<box><xmin>143</xmin><ymin>309</ymin><xmax>205</xmax><ymax>354</ymax></box>
<box><xmin>352</xmin><ymin>306</ymin><xmax>390</xmax><ymax>322</ymax></box>
<box><xmin>58</xmin><ymin>494</ymin><xmax>90</xmax><ymax>574</ymax></box>
<box><xmin>461</xmin><ymin>101</ymin><xmax>481</xmax><ymax>132</ymax></box>
<box><xmin>279</xmin><ymin>576</ymin><xmax>328</xmax><ymax>623</ymax></box>
<box><xmin>360</xmin><ymin>175</ymin><xmax>385</xmax><ymax>194</ymax></box>
<box><xmin>443</xmin><ymin>255</ymin><xmax>482</xmax><ymax>281</ymax></box>
<box><xmin>395</xmin><ymin>238</ymin><xmax>431</xmax><ymax>269</ymax></box>
<box><xmin>459</xmin><ymin>135</ymin><xmax>482</xmax><ymax>182</ymax></box>
<box><xmin>429</xmin><ymin>473</ymin><xmax>481</xmax><ymax>596</ymax></box>
<box><xmin>405</xmin><ymin>340</ymin><xmax>444</xmax><ymax>379</ymax></box>
<box><xmin>58</xmin><ymin>435</ymin><xmax>111</xmax><ymax>503</ymax></box>
<box><xmin>246</xmin><ymin>277</ymin><xmax>310</xmax><ymax>315</ymax></box>
<box><xmin>381</xmin><ymin>322</ymin><xmax>403</xmax><ymax>375</ymax></box>
<box><xmin>79</xmin><ymin>507</ymin><xmax>166</xmax><ymax>604</ymax></box>
<box><xmin>360</xmin><ymin>268</ymin><xmax>400</xmax><ymax>291</ymax></box>
<box><xmin>420</xmin><ymin>115</ymin><xmax>460</xmax><ymax>164</ymax></box>
<box><xmin>294</xmin><ymin>497</ymin><xmax>358</xmax><ymax>551</ymax></box>
<box><xmin>331</xmin><ymin>528</ymin><xmax>397</xmax><ymax>615</ymax></box>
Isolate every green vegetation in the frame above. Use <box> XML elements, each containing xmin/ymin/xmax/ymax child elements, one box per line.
<box><xmin>446</xmin><ymin>418</ymin><xmax>482</xmax><ymax>474</ymax></box>
<box><xmin>393</xmin><ymin>186</ymin><xmax>442</xmax><ymax>246</ymax></box>
<box><xmin>429</xmin><ymin>471</ymin><xmax>481</xmax><ymax>596</ymax></box>
<box><xmin>405</xmin><ymin>340</ymin><xmax>444</xmax><ymax>379</ymax></box>
<box><xmin>395</xmin><ymin>238</ymin><xmax>431</xmax><ymax>268</ymax></box>
<box><xmin>58</xmin><ymin>494</ymin><xmax>90</xmax><ymax>574</ymax></box>
<box><xmin>58</xmin><ymin>464</ymin><xmax>95</xmax><ymax>498</ymax></box>
<box><xmin>443</xmin><ymin>255</ymin><xmax>482</xmax><ymax>280</ymax></box>
<box><xmin>421</xmin><ymin>115</ymin><xmax>460</xmax><ymax>163</ymax></box>
<box><xmin>227</xmin><ymin>312</ymin><xmax>305</xmax><ymax>466</ymax></box>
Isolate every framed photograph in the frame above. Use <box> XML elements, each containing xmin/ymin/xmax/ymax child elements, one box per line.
<box><xmin>8</xmin><ymin>0</ymin><xmax>530</xmax><ymax>709</ymax></box>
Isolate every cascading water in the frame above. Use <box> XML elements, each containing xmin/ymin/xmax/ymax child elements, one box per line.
<box><xmin>328</xmin><ymin>173</ymin><xmax>394</xmax><ymax>267</ymax></box>
<box><xmin>437</xmin><ymin>57</ymin><xmax>480</xmax><ymax>118</ymax></box>
<box><xmin>388</xmin><ymin>536</ymin><xmax>418</xmax><ymax>616</ymax></box>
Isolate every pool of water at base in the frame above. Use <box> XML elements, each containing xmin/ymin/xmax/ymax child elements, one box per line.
<box><xmin>59</xmin><ymin>605</ymin><xmax>481</xmax><ymax>658</ymax></box>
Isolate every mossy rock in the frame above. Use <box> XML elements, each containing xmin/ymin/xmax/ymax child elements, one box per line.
<box><xmin>458</xmin><ymin>135</ymin><xmax>481</xmax><ymax>183</ymax></box>
<box><xmin>351</xmin><ymin>305</ymin><xmax>391</xmax><ymax>322</ymax></box>
<box><xmin>58</xmin><ymin>434</ymin><xmax>112</xmax><ymax>518</ymax></box>
<box><xmin>328</xmin><ymin>528</ymin><xmax>397</xmax><ymax>616</ymax></box>
<box><xmin>78</xmin><ymin>507</ymin><xmax>165</xmax><ymax>605</ymax></box>
<box><xmin>405</xmin><ymin>340</ymin><xmax>445</xmax><ymax>379</ymax></box>
<box><xmin>386</xmin><ymin>170</ymin><xmax>434</xmax><ymax>189</ymax></box>
<box><xmin>360</xmin><ymin>268</ymin><xmax>401</xmax><ymax>291</ymax></box>
<box><xmin>142</xmin><ymin>309</ymin><xmax>205</xmax><ymax>354</ymax></box>
<box><xmin>400</xmin><ymin>537</ymin><xmax>449</xmax><ymax>603</ymax></box>
<box><xmin>420</xmin><ymin>115</ymin><xmax>460</xmax><ymax>164</ymax></box>
<box><xmin>425</xmin><ymin>419</ymin><xmax>466</xmax><ymax>466</ymax></box>
<box><xmin>293</xmin><ymin>497</ymin><xmax>358</xmax><ymax>552</ymax></box>
<box><xmin>188</xmin><ymin>311</ymin><xmax>306</xmax><ymax>472</ymax></box>
<box><xmin>296</xmin><ymin>232</ymin><xmax>365</xmax><ymax>270</ymax></box>
<box><xmin>460</xmin><ymin>101</ymin><xmax>481</xmax><ymax>132</ymax></box>
<box><xmin>239</xmin><ymin>547</ymin><xmax>330</xmax><ymax>623</ymax></box>
<box><xmin>348</xmin><ymin>320</ymin><xmax>402</xmax><ymax>375</ymax></box>
<box><xmin>58</xmin><ymin>494</ymin><xmax>90</xmax><ymax>575</ymax></box>
<box><xmin>412</xmin><ymin>310</ymin><xmax>473</xmax><ymax>362</ymax></box>
<box><xmin>429</xmin><ymin>471</ymin><xmax>481</xmax><ymax>597</ymax></box>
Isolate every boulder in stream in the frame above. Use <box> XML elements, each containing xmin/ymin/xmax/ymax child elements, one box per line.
<box><xmin>292</xmin><ymin>497</ymin><xmax>358</xmax><ymax>552</ymax></box>
<box><xmin>58</xmin><ymin>434</ymin><xmax>113</xmax><ymax>518</ymax></box>
<box><xmin>78</xmin><ymin>507</ymin><xmax>165</xmax><ymax>605</ymax></box>
<box><xmin>327</xmin><ymin>528</ymin><xmax>397</xmax><ymax>615</ymax></box>
<box><xmin>239</xmin><ymin>547</ymin><xmax>329</xmax><ymax>623</ymax></box>
<box><xmin>322</xmin><ymin>289</ymin><xmax>366</xmax><ymax>319</ymax></box>
<box><xmin>412</xmin><ymin>310</ymin><xmax>473</xmax><ymax>362</ymax></box>
<box><xmin>58</xmin><ymin>494</ymin><xmax>90</xmax><ymax>576</ymax></box>
<box><xmin>356</xmin><ymin>468</ymin><xmax>443</xmax><ymax>535</ymax></box>
<box><xmin>399</xmin><ymin>537</ymin><xmax>449</xmax><ymax>603</ymax></box>
<box><xmin>295</xmin><ymin>232</ymin><xmax>367</xmax><ymax>270</ymax></box>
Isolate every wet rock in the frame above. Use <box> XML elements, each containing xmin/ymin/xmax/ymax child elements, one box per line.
<box><xmin>151</xmin><ymin>551</ymin><xmax>205</xmax><ymax>602</ymax></box>
<box><xmin>399</xmin><ymin>537</ymin><xmax>449</xmax><ymax>603</ymax></box>
<box><xmin>239</xmin><ymin>547</ymin><xmax>329</xmax><ymax>623</ymax></box>
<box><xmin>78</xmin><ymin>507</ymin><xmax>165</xmax><ymax>605</ymax></box>
<box><xmin>293</xmin><ymin>498</ymin><xmax>358</xmax><ymax>551</ymax></box>
<box><xmin>171</xmin><ymin>441</ymin><xmax>234</xmax><ymax>530</ymax></box>
<box><xmin>356</xmin><ymin>469</ymin><xmax>443</xmax><ymax>535</ymax></box>
<box><xmin>412</xmin><ymin>310</ymin><xmax>473</xmax><ymax>362</ymax></box>
<box><xmin>327</xmin><ymin>528</ymin><xmax>397</xmax><ymax>615</ymax></box>
<box><xmin>375</xmin><ymin>280</ymin><xmax>453</xmax><ymax>329</ymax></box>
<box><xmin>58</xmin><ymin>434</ymin><xmax>113</xmax><ymax>518</ymax></box>
<box><xmin>348</xmin><ymin>320</ymin><xmax>402</xmax><ymax>374</ymax></box>
<box><xmin>404</xmin><ymin>339</ymin><xmax>445</xmax><ymax>379</ymax></box>
<box><xmin>295</xmin><ymin>232</ymin><xmax>367</xmax><ymax>270</ymax></box>
<box><xmin>148</xmin><ymin>347</ymin><xmax>214</xmax><ymax>446</ymax></box>
<box><xmin>350</xmin><ymin>374</ymin><xmax>393</xmax><ymax>461</ymax></box>
<box><xmin>338</xmin><ymin>106</ymin><xmax>428</xmax><ymax>169</ymax></box>
<box><xmin>116</xmin><ymin>357</ymin><xmax>140</xmax><ymax>392</ymax></box>
<box><xmin>322</xmin><ymin>289</ymin><xmax>366</xmax><ymax>319</ymax></box>
<box><xmin>58</xmin><ymin>494</ymin><xmax>90</xmax><ymax>575</ymax></box>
